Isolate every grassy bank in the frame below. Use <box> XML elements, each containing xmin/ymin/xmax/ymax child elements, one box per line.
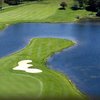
<box><xmin>0</xmin><ymin>38</ymin><xmax>87</xmax><ymax>100</ymax></box>
<box><xmin>0</xmin><ymin>0</ymin><xmax>90</xmax><ymax>99</ymax></box>
<box><xmin>0</xmin><ymin>0</ymin><xmax>93</xmax><ymax>30</ymax></box>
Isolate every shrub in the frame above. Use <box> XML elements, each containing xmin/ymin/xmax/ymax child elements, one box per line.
<box><xmin>71</xmin><ymin>4</ymin><xmax>79</xmax><ymax>10</ymax></box>
<box><xmin>96</xmin><ymin>9</ymin><xmax>100</xmax><ymax>17</ymax></box>
<box><xmin>59</xmin><ymin>2</ymin><xmax>67</xmax><ymax>10</ymax></box>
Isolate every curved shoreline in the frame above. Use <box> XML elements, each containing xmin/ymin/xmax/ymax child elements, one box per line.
<box><xmin>1</xmin><ymin>18</ymin><xmax>100</xmax><ymax>31</ymax></box>
<box><xmin>0</xmin><ymin>38</ymin><xmax>87</xmax><ymax>99</ymax></box>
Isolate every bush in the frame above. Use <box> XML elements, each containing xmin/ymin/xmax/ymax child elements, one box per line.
<box><xmin>96</xmin><ymin>9</ymin><xmax>100</xmax><ymax>17</ymax></box>
<box><xmin>59</xmin><ymin>2</ymin><xmax>67</xmax><ymax>10</ymax></box>
<box><xmin>4</xmin><ymin>0</ymin><xmax>22</xmax><ymax>5</ymax></box>
<box><xmin>0</xmin><ymin>7</ymin><xmax>2</xmax><ymax>10</ymax></box>
<box><xmin>71</xmin><ymin>4</ymin><xmax>79</xmax><ymax>10</ymax></box>
<box><xmin>86</xmin><ymin>6</ymin><xmax>97</xmax><ymax>12</ymax></box>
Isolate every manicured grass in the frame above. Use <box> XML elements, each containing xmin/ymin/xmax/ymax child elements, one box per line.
<box><xmin>0</xmin><ymin>0</ymin><xmax>93</xmax><ymax>30</ymax></box>
<box><xmin>45</xmin><ymin>9</ymin><xmax>90</xmax><ymax>22</ymax></box>
<box><xmin>0</xmin><ymin>2</ymin><xmax>57</xmax><ymax>29</ymax></box>
<box><xmin>0</xmin><ymin>74</ymin><xmax>42</xmax><ymax>99</ymax></box>
<box><xmin>0</xmin><ymin>3</ymin><xmax>57</xmax><ymax>23</ymax></box>
<box><xmin>0</xmin><ymin>23</ymin><xmax>5</xmax><ymax>30</ymax></box>
<box><xmin>0</xmin><ymin>1</ymin><xmax>90</xmax><ymax>99</ymax></box>
<box><xmin>0</xmin><ymin>38</ymin><xmax>86</xmax><ymax>100</ymax></box>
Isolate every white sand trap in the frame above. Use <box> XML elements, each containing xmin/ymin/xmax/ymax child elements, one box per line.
<box><xmin>13</xmin><ymin>60</ymin><xmax>42</xmax><ymax>73</ymax></box>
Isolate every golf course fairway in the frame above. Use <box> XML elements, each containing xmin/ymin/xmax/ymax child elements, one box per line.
<box><xmin>0</xmin><ymin>0</ymin><xmax>91</xmax><ymax>30</ymax></box>
<box><xmin>0</xmin><ymin>38</ymin><xmax>87</xmax><ymax>100</ymax></box>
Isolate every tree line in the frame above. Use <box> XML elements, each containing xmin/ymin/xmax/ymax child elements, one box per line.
<box><xmin>73</xmin><ymin>0</ymin><xmax>100</xmax><ymax>16</ymax></box>
<box><xmin>3</xmin><ymin>0</ymin><xmax>41</xmax><ymax>5</ymax></box>
<box><xmin>0</xmin><ymin>0</ymin><xmax>100</xmax><ymax>16</ymax></box>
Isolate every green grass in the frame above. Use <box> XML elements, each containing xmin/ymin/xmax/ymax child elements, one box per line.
<box><xmin>0</xmin><ymin>1</ymin><xmax>90</xmax><ymax>99</ymax></box>
<box><xmin>45</xmin><ymin>9</ymin><xmax>90</xmax><ymax>22</ymax></box>
<box><xmin>0</xmin><ymin>3</ymin><xmax>57</xmax><ymax>23</ymax></box>
<box><xmin>0</xmin><ymin>38</ymin><xmax>87</xmax><ymax>100</ymax></box>
<box><xmin>0</xmin><ymin>0</ymin><xmax>93</xmax><ymax>30</ymax></box>
<box><xmin>0</xmin><ymin>74</ymin><xmax>42</xmax><ymax>99</ymax></box>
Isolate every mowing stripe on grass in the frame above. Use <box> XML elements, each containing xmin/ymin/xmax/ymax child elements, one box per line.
<box><xmin>27</xmin><ymin>39</ymin><xmax>37</xmax><ymax>56</ymax></box>
<box><xmin>0</xmin><ymin>38</ymin><xmax>86</xmax><ymax>99</ymax></box>
<box><xmin>12</xmin><ymin>73</ymin><xmax>43</xmax><ymax>98</ymax></box>
<box><xmin>0</xmin><ymin>73</ymin><xmax>43</xmax><ymax>98</ymax></box>
<box><xmin>0</xmin><ymin>4</ymin><xmax>57</xmax><ymax>23</ymax></box>
<box><xmin>37</xmin><ymin>45</ymin><xmax>42</xmax><ymax>59</ymax></box>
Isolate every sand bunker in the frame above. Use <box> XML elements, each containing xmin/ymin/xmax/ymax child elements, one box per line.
<box><xmin>13</xmin><ymin>60</ymin><xmax>42</xmax><ymax>73</ymax></box>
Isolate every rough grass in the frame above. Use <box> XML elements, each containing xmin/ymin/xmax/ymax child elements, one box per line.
<box><xmin>0</xmin><ymin>38</ymin><xmax>86</xmax><ymax>100</ymax></box>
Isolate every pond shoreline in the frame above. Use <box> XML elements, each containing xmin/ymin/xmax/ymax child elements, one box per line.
<box><xmin>0</xmin><ymin>23</ymin><xmax>100</xmax><ymax>99</ymax></box>
<box><xmin>0</xmin><ymin>17</ymin><xmax>100</xmax><ymax>31</ymax></box>
<box><xmin>0</xmin><ymin>37</ymin><xmax>87</xmax><ymax>99</ymax></box>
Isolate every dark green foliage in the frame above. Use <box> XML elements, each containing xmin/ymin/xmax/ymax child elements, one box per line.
<box><xmin>86</xmin><ymin>0</ymin><xmax>97</xmax><ymax>11</ymax></box>
<box><xmin>0</xmin><ymin>0</ymin><xmax>4</xmax><ymax>9</ymax></box>
<box><xmin>4</xmin><ymin>0</ymin><xmax>22</xmax><ymax>5</ymax></box>
<box><xmin>96</xmin><ymin>9</ymin><xmax>100</xmax><ymax>16</ymax></box>
<box><xmin>73</xmin><ymin>0</ymin><xmax>100</xmax><ymax>17</ymax></box>
<box><xmin>87</xmin><ymin>0</ymin><xmax>100</xmax><ymax>16</ymax></box>
<box><xmin>77</xmin><ymin>0</ymin><xmax>84</xmax><ymax>7</ymax></box>
<box><xmin>72</xmin><ymin>0</ymin><xmax>85</xmax><ymax>10</ymax></box>
<box><xmin>96</xmin><ymin>0</ymin><xmax>100</xmax><ymax>9</ymax></box>
<box><xmin>71</xmin><ymin>4</ymin><xmax>79</xmax><ymax>10</ymax></box>
<box><xmin>59</xmin><ymin>2</ymin><xmax>67</xmax><ymax>10</ymax></box>
<box><xmin>20</xmin><ymin>0</ymin><xmax>42</xmax><ymax>1</ymax></box>
<box><xmin>4</xmin><ymin>0</ymin><xmax>43</xmax><ymax>5</ymax></box>
<box><xmin>86</xmin><ymin>0</ymin><xmax>100</xmax><ymax>12</ymax></box>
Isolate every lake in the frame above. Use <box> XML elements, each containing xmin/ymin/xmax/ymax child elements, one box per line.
<box><xmin>0</xmin><ymin>23</ymin><xmax>100</xmax><ymax>99</ymax></box>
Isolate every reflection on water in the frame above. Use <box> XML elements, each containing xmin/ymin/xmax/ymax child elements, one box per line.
<box><xmin>0</xmin><ymin>23</ymin><xmax>100</xmax><ymax>98</ymax></box>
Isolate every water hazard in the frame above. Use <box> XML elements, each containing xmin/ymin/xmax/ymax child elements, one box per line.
<box><xmin>0</xmin><ymin>23</ymin><xmax>100</xmax><ymax>97</ymax></box>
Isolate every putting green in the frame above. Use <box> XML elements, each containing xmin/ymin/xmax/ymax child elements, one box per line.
<box><xmin>0</xmin><ymin>73</ymin><xmax>43</xmax><ymax>99</ymax></box>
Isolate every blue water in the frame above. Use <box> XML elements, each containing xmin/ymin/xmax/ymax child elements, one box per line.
<box><xmin>0</xmin><ymin>23</ymin><xmax>100</xmax><ymax>98</ymax></box>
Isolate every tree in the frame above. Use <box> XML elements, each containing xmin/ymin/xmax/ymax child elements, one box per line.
<box><xmin>60</xmin><ymin>1</ymin><xmax>67</xmax><ymax>10</ymax></box>
<box><xmin>0</xmin><ymin>0</ymin><xmax>4</xmax><ymax>9</ymax></box>
<box><xmin>96</xmin><ymin>0</ymin><xmax>100</xmax><ymax>9</ymax></box>
<box><xmin>96</xmin><ymin>9</ymin><xmax>100</xmax><ymax>16</ymax></box>
<box><xmin>84</xmin><ymin>0</ymin><xmax>100</xmax><ymax>16</ymax></box>
<box><xmin>86</xmin><ymin>0</ymin><xmax>99</xmax><ymax>11</ymax></box>
<box><xmin>88</xmin><ymin>0</ymin><xmax>97</xmax><ymax>11</ymax></box>
<box><xmin>4</xmin><ymin>0</ymin><xmax>21</xmax><ymax>5</ymax></box>
<box><xmin>77</xmin><ymin>0</ymin><xmax>84</xmax><ymax>8</ymax></box>
<box><xmin>72</xmin><ymin>0</ymin><xmax>86</xmax><ymax>10</ymax></box>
